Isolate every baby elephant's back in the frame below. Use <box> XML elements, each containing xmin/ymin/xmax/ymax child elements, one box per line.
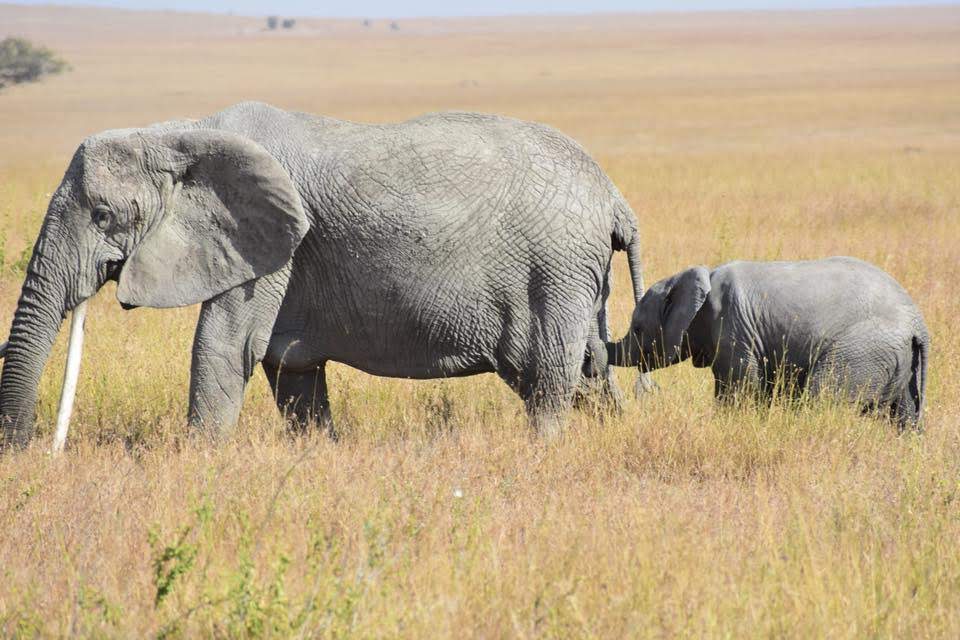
<box><xmin>721</xmin><ymin>257</ymin><xmax>920</xmax><ymax>340</ymax></box>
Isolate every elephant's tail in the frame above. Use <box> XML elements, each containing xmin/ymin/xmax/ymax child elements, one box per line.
<box><xmin>625</xmin><ymin>233</ymin><xmax>645</xmax><ymax>305</ymax></box>
<box><xmin>610</xmin><ymin>201</ymin><xmax>645</xmax><ymax>304</ymax></box>
<box><xmin>908</xmin><ymin>332</ymin><xmax>928</xmax><ymax>426</ymax></box>
<box><xmin>611</xmin><ymin>201</ymin><xmax>657</xmax><ymax>396</ymax></box>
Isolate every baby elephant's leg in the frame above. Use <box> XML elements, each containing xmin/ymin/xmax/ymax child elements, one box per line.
<box><xmin>712</xmin><ymin>345</ymin><xmax>761</xmax><ymax>404</ymax></box>
<box><xmin>811</xmin><ymin>338</ymin><xmax>923</xmax><ymax>432</ymax></box>
<box><xmin>889</xmin><ymin>385</ymin><xmax>922</xmax><ymax>432</ymax></box>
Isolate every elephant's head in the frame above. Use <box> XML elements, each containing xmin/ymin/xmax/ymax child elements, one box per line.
<box><xmin>609</xmin><ymin>266</ymin><xmax>711</xmax><ymax>372</ymax></box>
<box><xmin>0</xmin><ymin>127</ymin><xmax>308</xmax><ymax>447</ymax></box>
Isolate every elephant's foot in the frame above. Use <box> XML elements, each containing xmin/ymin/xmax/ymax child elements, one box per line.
<box><xmin>573</xmin><ymin>373</ymin><xmax>624</xmax><ymax>416</ymax></box>
<box><xmin>186</xmin><ymin>406</ymin><xmax>240</xmax><ymax>443</ymax></box>
<box><xmin>524</xmin><ymin>383</ymin><xmax>575</xmax><ymax>439</ymax></box>
<box><xmin>529</xmin><ymin>409</ymin><xmax>566</xmax><ymax>440</ymax></box>
<box><xmin>633</xmin><ymin>372</ymin><xmax>659</xmax><ymax>399</ymax></box>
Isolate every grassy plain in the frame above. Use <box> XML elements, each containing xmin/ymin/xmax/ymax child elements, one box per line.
<box><xmin>1</xmin><ymin>3</ymin><xmax>959</xmax><ymax>637</ymax></box>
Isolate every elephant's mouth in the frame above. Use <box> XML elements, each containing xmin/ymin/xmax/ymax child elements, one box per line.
<box><xmin>105</xmin><ymin>258</ymin><xmax>125</xmax><ymax>282</ymax></box>
<box><xmin>104</xmin><ymin>259</ymin><xmax>139</xmax><ymax>310</ymax></box>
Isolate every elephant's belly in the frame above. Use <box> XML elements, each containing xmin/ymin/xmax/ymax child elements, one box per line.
<box><xmin>343</xmin><ymin>357</ymin><xmax>496</xmax><ymax>380</ymax></box>
<box><xmin>272</xmin><ymin>238</ymin><xmax>516</xmax><ymax>378</ymax></box>
<box><xmin>267</xmin><ymin>307</ymin><xmax>500</xmax><ymax>379</ymax></box>
<box><xmin>267</xmin><ymin>334</ymin><xmax>497</xmax><ymax>379</ymax></box>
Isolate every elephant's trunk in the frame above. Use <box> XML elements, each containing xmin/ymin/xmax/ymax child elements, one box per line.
<box><xmin>0</xmin><ymin>234</ymin><xmax>70</xmax><ymax>449</ymax></box>
<box><xmin>607</xmin><ymin>332</ymin><xmax>643</xmax><ymax>369</ymax></box>
<box><xmin>607</xmin><ymin>330</ymin><xmax>665</xmax><ymax>373</ymax></box>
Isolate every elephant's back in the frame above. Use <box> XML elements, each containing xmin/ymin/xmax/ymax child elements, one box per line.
<box><xmin>204</xmin><ymin>103</ymin><xmax>625</xmax><ymax>258</ymax></box>
<box><xmin>720</xmin><ymin>257</ymin><xmax>916</xmax><ymax>317</ymax></box>
<box><xmin>310</xmin><ymin>112</ymin><xmax>619</xmax><ymax>275</ymax></box>
<box><xmin>717</xmin><ymin>257</ymin><xmax>923</xmax><ymax>372</ymax></box>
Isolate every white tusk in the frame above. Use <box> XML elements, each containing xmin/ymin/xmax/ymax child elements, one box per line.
<box><xmin>51</xmin><ymin>300</ymin><xmax>87</xmax><ymax>455</ymax></box>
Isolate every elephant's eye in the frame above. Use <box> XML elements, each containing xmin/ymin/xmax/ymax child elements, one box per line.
<box><xmin>92</xmin><ymin>206</ymin><xmax>114</xmax><ymax>231</ymax></box>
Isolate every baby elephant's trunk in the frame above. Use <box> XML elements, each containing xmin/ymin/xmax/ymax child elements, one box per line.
<box><xmin>606</xmin><ymin>333</ymin><xmax>642</xmax><ymax>369</ymax></box>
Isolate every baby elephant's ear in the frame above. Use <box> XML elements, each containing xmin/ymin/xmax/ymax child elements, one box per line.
<box><xmin>117</xmin><ymin>129</ymin><xmax>309</xmax><ymax>309</ymax></box>
<box><xmin>660</xmin><ymin>266</ymin><xmax>711</xmax><ymax>366</ymax></box>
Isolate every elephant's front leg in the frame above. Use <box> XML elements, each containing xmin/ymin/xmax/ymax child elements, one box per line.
<box><xmin>188</xmin><ymin>266</ymin><xmax>291</xmax><ymax>437</ymax></box>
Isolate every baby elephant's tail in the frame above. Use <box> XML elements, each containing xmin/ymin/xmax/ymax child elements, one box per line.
<box><xmin>908</xmin><ymin>333</ymin><xmax>928</xmax><ymax>428</ymax></box>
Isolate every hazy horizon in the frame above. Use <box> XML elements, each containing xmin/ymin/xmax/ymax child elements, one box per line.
<box><xmin>4</xmin><ymin>0</ymin><xmax>959</xmax><ymax>18</ymax></box>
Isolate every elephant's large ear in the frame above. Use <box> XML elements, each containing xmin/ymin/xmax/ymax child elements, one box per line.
<box><xmin>658</xmin><ymin>266</ymin><xmax>711</xmax><ymax>366</ymax></box>
<box><xmin>116</xmin><ymin>130</ymin><xmax>308</xmax><ymax>308</ymax></box>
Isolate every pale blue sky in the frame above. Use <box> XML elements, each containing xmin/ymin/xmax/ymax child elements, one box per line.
<box><xmin>7</xmin><ymin>0</ymin><xmax>959</xmax><ymax>17</ymax></box>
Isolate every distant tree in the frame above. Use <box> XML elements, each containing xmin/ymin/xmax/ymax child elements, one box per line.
<box><xmin>390</xmin><ymin>21</ymin><xmax>400</xmax><ymax>31</ymax></box>
<box><xmin>266</xmin><ymin>15</ymin><xmax>279</xmax><ymax>30</ymax></box>
<box><xmin>0</xmin><ymin>37</ymin><xmax>68</xmax><ymax>91</ymax></box>
<box><xmin>281</xmin><ymin>18</ymin><xmax>296</xmax><ymax>29</ymax></box>
<box><xmin>362</xmin><ymin>18</ymin><xmax>372</xmax><ymax>27</ymax></box>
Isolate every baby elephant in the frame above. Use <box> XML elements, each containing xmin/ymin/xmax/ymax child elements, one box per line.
<box><xmin>608</xmin><ymin>257</ymin><xmax>929</xmax><ymax>428</ymax></box>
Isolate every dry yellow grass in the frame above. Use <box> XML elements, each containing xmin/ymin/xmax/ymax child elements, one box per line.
<box><xmin>1</xmin><ymin>4</ymin><xmax>959</xmax><ymax>637</ymax></box>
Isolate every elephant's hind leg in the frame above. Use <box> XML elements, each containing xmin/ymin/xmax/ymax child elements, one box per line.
<box><xmin>262</xmin><ymin>360</ymin><xmax>336</xmax><ymax>439</ymax></box>
<box><xmin>517</xmin><ymin>319</ymin><xmax>591</xmax><ymax>438</ymax></box>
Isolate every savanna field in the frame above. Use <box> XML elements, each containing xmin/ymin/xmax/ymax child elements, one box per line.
<box><xmin>1</xmin><ymin>4</ymin><xmax>959</xmax><ymax>636</ymax></box>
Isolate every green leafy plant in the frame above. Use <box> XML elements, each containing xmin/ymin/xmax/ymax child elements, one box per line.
<box><xmin>148</xmin><ymin>501</ymin><xmax>213</xmax><ymax>608</ymax></box>
<box><xmin>78</xmin><ymin>585</ymin><xmax>123</xmax><ymax>631</ymax></box>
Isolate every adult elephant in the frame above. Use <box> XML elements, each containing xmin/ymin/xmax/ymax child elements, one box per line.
<box><xmin>0</xmin><ymin>102</ymin><xmax>647</xmax><ymax>445</ymax></box>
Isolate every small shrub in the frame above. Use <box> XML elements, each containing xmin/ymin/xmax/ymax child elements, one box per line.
<box><xmin>148</xmin><ymin>501</ymin><xmax>212</xmax><ymax>607</ymax></box>
<box><xmin>266</xmin><ymin>16</ymin><xmax>279</xmax><ymax>30</ymax></box>
<box><xmin>78</xmin><ymin>585</ymin><xmax>123</xmax><ymax>631</ymax></box>
<box><xmin>0</xmin><ymin>37</ymin><xmax>68</xmax><ymax>90</ymax></box>
<box><xmin>281</xmin><ymin>19</ymin><xmax>296</xmax><ymax>30</ymax></box>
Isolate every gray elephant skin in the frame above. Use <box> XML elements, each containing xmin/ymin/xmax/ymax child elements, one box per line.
<box><xmin>0</xmin><ymin>101</ymin><xmax>647</xmax><ymax>446</ymax></box>
<box><xmin>609</xmin><ymin>257</ymin><xmax>929</xmax><ymax>428</ymax></box>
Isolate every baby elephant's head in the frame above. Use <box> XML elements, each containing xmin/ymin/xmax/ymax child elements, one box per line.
<box><xmin>609</xmin><ymin>266</ymin><xmax>711</xmax><ymax>371</ymax></box>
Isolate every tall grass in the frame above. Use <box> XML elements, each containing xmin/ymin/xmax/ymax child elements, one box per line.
<box><xmin>1</xmin><ymin>5</ymin><xmax>959</xmax><ymax>637</ymax></box>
